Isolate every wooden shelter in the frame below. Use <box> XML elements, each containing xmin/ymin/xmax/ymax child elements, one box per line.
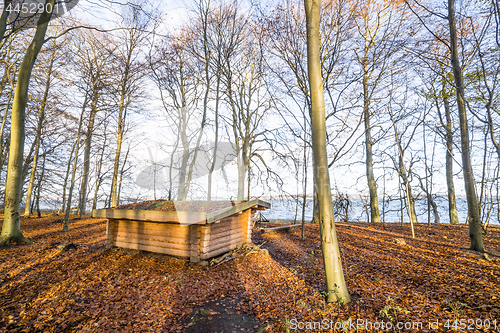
<box><xmin>92</xmin><ymin>199</ymin><xmax>270</xmax><ymax>263</ymax></box>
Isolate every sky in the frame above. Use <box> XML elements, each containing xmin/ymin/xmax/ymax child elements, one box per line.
<box><xmin>42</xmin><ymin>0</ymin><xmax>477</xmax><ymax>204</ymax></box>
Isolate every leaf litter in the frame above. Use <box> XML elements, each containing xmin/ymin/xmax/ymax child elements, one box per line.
<box><xmin>0</xmin><ymin>215</ymin><xmax>499</xmax><ymax>332</ymax></box>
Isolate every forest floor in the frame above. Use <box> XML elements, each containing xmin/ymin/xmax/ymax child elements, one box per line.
<box><xmin>0</xmin><ymin>215</ymin><xmax>499</xmax><ymax>332</ymax></box>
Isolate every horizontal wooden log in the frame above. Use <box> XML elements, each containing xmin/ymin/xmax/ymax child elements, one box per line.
<box><xmin>260</xmin><ymin>224</ymin><xmax>301</xmax><ymax>233</ymax></box>
<box><xmin>94</xmin><ymin>209</ymin><xmax>207</xmax><ymax>224</ymax></box>
<box><xmin>199</xmin><ymin>232</ymin><xmax>244</xmax><ymax>248</ymax></box>
<box><xmin>200</xmin><ymin>243</ymin><xmax>242</xmax><ymax>260</ymax></box>
<box><xmin>111</xmin><ymin>237</ymin><xmax>191</xmax><ymax>253</ymax></box>
<box><xmin>201</xmin><ymin>236</ymin><xmax>244</xmax><ymax>254</ymax></box>
<box><xmin>111</xmin><ymin>233</ymin><xmax>191</xmax><ymax>249</ymax></box>
<box><xmin>199</xmin><ymin>227</ymin><xmax>244</xmax><ymax>242</ymax></box>
<box><xmin>111</xmin><ymin>241</ymin><xmax>190</xmax><ymax>258</ymax></box>
<box><xmin>205</xmin><ymin>199</ymin><xmax>270</xmax><ymax>224</ymax></box>
<box><xmin>208</xmin><ymin>220</ymin><xmax>243</xmax><ymax>233</ymax></box>
<box><xmin>112</xmin><ymin>220</ymin><xmax>191</xmax><ymax>234</ymax></box>
<box><xmin>110</xmin><ymin>225</ymin><xmax>190</xmax><ymax>240</ymax></box>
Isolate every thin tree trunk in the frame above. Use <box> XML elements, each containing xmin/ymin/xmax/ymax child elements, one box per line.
<box><xmin>448</xmin><ymin>0</ymin><xmax>484</xmax><ymax>251</ymax></box>
<box><xmin>64</xmin><ymin>101</ymin><xmax>86</xmax><ymax>231</ymax></box>
<box><xmin>441</xmin><ymin>92</ymin><xmax>459</xmax><ymax>224</ymax></box>
<box><xmin>362</xmin><ymin>62</ymin><xmax>381</xmax><ymax>223</ymax></box>
<box><xmin>399</xmin><ymin>173</ymin><xmax>404</xmax><ymax>227</ymax></box>
<box><xmin>117</xmin><ymin>145</ymin><xmax>130</xmax><ymax>205</ymax></box>
<box><xmin>305</xmin><ymin>0</ymin><xmax>350</xmax><ymax>304</ymax></box>
<box><xmin>207</xmin><ymin>68</ymin><xmax>220</xmax><ymax>201</ymax></box>
<box><xmin>0</xmin><ymin>0</ymin><xmax>54</xmax><ymax>245</ymax></box>
<box><xmin>0</xmin><ymin>90</ymin><xmax>12</xmax><ymax>180</ymax></box>
<box><xmin>110</xmin><ymin>52</ymin><xmax>131</xmax><ymax>207</ymax></box>
<box><xmin>110</xmin><ymin>107</ymin><xmax>124</xmax><ymax>207</ymax></box>
<box><xmin>177</xmin><ymin>125</ymin><xmax>190</xmax><ymax>200</ymax></box>
<box><xmin>479</xmin><ymin>128</ymin><xmax>489</xmax><ymax>219</ymax></box>
<box><xmin>247</xmin><ymin>165</ymin><xmax>251</xmax><ymax>200</ymax></box>
<box><xmin>35</xmin><ymin>152</ymin><xmax>45</xmax><ymax>218</ymax></box>
<box><xmin>92</xmin><ymin>133</ymin><xmax>107</xmax><ymax>211</ymax></box>
<box><xmin>59</xmin><ymin>139</ymin><xmax>77</xmax><ymax>214</ymax></box>
<box><xmin>423</xmin><ymin>123</ymin><xmax>431</xmax><ymax>226</ymax></box>
<box><xmin>382</xmin><ymin>173</ymin><xmax>386</xmax><ymax>228</ymax></box>
<box><xmin>78</xmin><ymin>92</ymin><xmax>98</xmax><ymax>216</ymax></box>
<box><xmin>237</xmin><ymin>154</ymin><xmax>246</xmax><ymax>201</ymax></box>
<box><xmin>301</xmin><ymin>124</ymin><xmax>308</xmax><ymax>240</ymax></box>
<box><xmin>24</xmin><ymin>45</ymin><xmax>55</xmax><ymax>217</ymax></box>
<box><xmin>390</xmin><ymin>114</ymin><xmax>416</xmax><ymax>237</ymax></box>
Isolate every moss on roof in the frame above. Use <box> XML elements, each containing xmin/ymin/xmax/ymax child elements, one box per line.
<box><xmin>113</xmin><ymin>200</ymin><xmax>244</xmax><ymax>213</ymax></box>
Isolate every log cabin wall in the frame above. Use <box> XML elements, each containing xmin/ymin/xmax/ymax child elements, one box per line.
<box><xmin>106</xmin><ymin>219</ymin><xmax>191</xmax><ymax>259</ymax></box>
<box><xmin>190</xmin><ymin>209</ymin><xmax>255</xmax><ymax>262</ymax></box>
<box><xmin>105</xmin><ymin>208</ymin><xmax>257</xmax><ymax>263</ymax></box>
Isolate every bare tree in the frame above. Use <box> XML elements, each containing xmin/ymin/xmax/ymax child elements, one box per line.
<box><xmin>109</xmin><ymin>2</ymin><xmax>152</xmax><ymax>207</ymax></box>
<box><xmin>24</xmin><ymin>38</ymin><xmax>58</xmax><ymax>216</ymax></box>
<box><xmin>0</xmin><ymin>0</ymin><xmax>55</xmax><ymax>245</ymax></box>
<box><xmin>304</xmin><ymin>0</ymin><xmax>350</xmax><ymax>304</ymax></box>
<box><xmin>353</xmin><ymin>0</ymin><xmax>409</xmax><ymax>223</ymax></box>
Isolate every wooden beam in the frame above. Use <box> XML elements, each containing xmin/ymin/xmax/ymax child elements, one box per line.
<box><xmin>205</xmin><ymin>199</ymin><xmax>270</xmax><ymax>224</ymax></box>
<box><xmin>105</xmin><ymin>220</ymin><xmax>113</xmax><ymax>249</ymax></box>
<box><xmin>200</xmin><ymin>243</ymin><xmax>242</xmax><ymax>260</ymax></box>
<box><xmin>112</xmin><ymin>235</ymin><xmax>190</xmax><ymax>251</ymax></box>
<box><xmin>111</xmin><ymin>241</ymin><xmax>190</xmax><ymax>258</ymax></box>
<box><xmin>93</xmin><ymin>209</ymin><xmax>207</xmax><ymax>224</ymax></box>
<box><xmin>201</xmin><ymin>236</ymin><xmax>244</xmax><ymax>254</ymax></box>
<box><xmin>111</xmin><ymin>232</ymin><xmax>191</xmax><ymax>247</ymax></box>
<box><xmin>260</xmin><ymin>224</ymin><xmax>301</xmax><ymax>233</ymax></box>
<box><xmin>189</xmin><ymin>225</ymin><xmax>201</xmax><ymax>263</ymax></box>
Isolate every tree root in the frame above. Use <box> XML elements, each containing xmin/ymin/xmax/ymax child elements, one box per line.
<box><xmin>0</xmin><ymin>234</ymin><xmax>33</xmax><ymax>245</ymax></box>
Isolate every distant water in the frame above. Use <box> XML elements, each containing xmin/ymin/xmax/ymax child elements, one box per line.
<box><xmin>43</xmin><ymin>196</ymin><xmax>498</xmax><ymax>225</ymax></box>
<box><xmin>264</xmin><ymin>197</ymin><xmax>500</xmax><ymax>225</ymax></box>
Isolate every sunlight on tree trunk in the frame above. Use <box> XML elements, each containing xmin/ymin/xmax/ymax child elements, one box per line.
<box><xmin>304</xmin><ymin>0</ymin><xmax>350</xmax><ymax>304</ymax></box>
<box><xmin>442</xmin><ymin>90</ymin><xmax>459</xmax><ymax>224</ymax></box>
<box><xmin>448</xmin><ymin>0</ymin><xmax>484</xmax><ymax>252</ymax></box>
<box><xmin>0</xmin><ymin>0</ymin><xmax>55</xmax><ymax>245</ymax></box>
<box><xmin>24</xmin><ymin>43</ymin><xmax>56</xmax><ymax>217</ymax></box>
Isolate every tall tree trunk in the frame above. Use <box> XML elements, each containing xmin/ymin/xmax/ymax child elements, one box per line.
<box><xmin>93</xmin><ymin>132</ymin><xmax>107</xmax><ymax>211</ymax></box>
<box><xmin>207</xmin><ymin>68</ymin><xmax>221</xmax><ymax>201</ymax></box>
<box><xmin>110</xmin><ymin>100</ymin><xmax>125</xmax><ymax>207</ymax></box>
<box><xmin>177</xmin><ymin>134</ymin><xmax>190</xmax><ymax>201</ymax></box>
<box><xmin>0</xmin><ymin>90</ymin><xmax>12</xmax><ymax>179</ymax></box>
<box><xmin>441</xmin><ymin>92</ymin><xmax>459</xmax><ymax>224</ymax></box>
<box><xmin>400</xmin><ymin>160</ymin><xmax>417</xmax><ymax>238</ymax></box>
<box><xmin>78</xmin><ymin>92</ymin><xmax>98</xmax><ymax>216</ymax></box>
<box><xmin>362</xmin><ymin>62</ymin><xmax>381</xmax><ymax>223</ymax></box>
<box><xmin>448</xmin><ymin>0</ymin><xmax>484</xmax><ymax>251</ymax></box>
<box><xmin>64</xmin><ymin>101</ymin><xmax>86</xmax><ymax>231</ymax></box>
<box><xmin>0</xmin><ymin>0</ymin><xmax>13</xmax><ymax>44</ymax></box>
<box><xmin>423</xmin><ymin>123</ymin><xmax>431</xmax><ymax>226</ymax></box>
<box><xmin>301</xmin><ymin>124</ymin><xmax>308</xmax><ymax>240</ymax></box>
<box><xmin>24</xmin><ymin>45</ymin><xmax>55</xmax><ymax>217</ymax></box>
<box><xmin>237</xmin><ymin>150</ymin><xmax>246</xmax><ymax>201</ymax></box>
<box><xmin>35</xmin><ymin>152</ymin><xmax>45</xmax><ymax>218</ymax></box>
<box><xmin>391</xmin><ymin>114</ymin><xmax>416</xmax><ymax>237</ymax></box>
<box><xmin>305</xmin><ymin>0</ymin><xmax>350</xmax><ymax>304</ymax></box>
<box><xmin>110</xmin><ymin>51</ymin><xmax>131</xmax><ymax>207</ymax></box>
<box><xmin>59</xmin><ymin>139</ymin><xmax>77</xmax><ymax>214</ymax></box>
<box><xmin>117</xmin><ymin>145</ymin><xmax>129</xmax><ymax>205</ymax></box>
<box><xmin>0</xmin><ymin>0</ymin><xmax>54</xmax><ymax>245</ymax></box>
